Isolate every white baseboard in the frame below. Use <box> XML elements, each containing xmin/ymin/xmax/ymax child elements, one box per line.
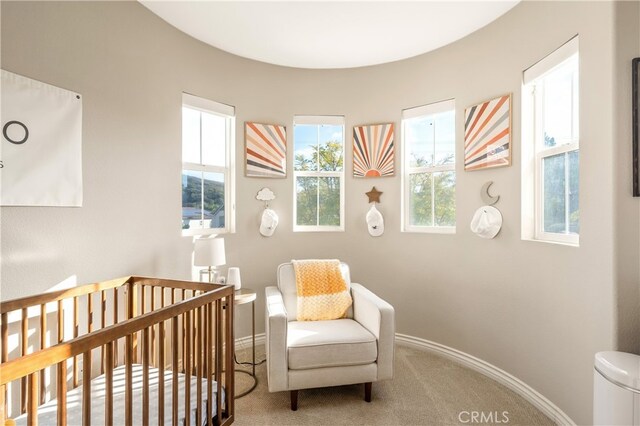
<box><xmin>236</xmin><ymin>332</ymin><xmax>574</xmax><ymax>425</ymax></box>
<box><xmin>395</xmin><ymin>333</ymin><xmax>575</xmax><ymax>426</ymax></box>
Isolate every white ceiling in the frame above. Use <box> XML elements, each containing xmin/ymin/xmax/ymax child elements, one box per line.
<box><xmin>140</xmin><ymin>1</ymin><xmax>520</xmax><ymax>69</ymax></box>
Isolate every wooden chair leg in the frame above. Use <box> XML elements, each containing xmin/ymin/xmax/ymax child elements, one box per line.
<box><xmin>290</xmin><ymin>390</ymin><xmax>298</xmax><ymax>411</ymax></box>
<box><xmin>364</xmin><ymin>382</ymin><xmax>372</xmax><ymax>402</ymax></box>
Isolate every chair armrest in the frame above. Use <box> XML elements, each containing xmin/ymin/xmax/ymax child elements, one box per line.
<box><xmin>265</xmin><ymin>286</ymin><xmax>289</xmax><ymax>392</ymax></box>
<box><xmin>351</xmin><ymin>283</ymin><xmax>395</xmax><ymax>381</ymax></box>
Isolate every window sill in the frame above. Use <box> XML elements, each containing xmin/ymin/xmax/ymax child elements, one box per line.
<box><xmin>402</xmin><ymin>226</ymin><xmax>456</xmax><ymax>234</ymax></box>
<box><xmin>522</xmin><ymin>235</ymin><xmax>579</xmax><ymax>247</ymax></box>
<box><xmin>293</xmin><ymin>226</ymin><xmax>345</xmax><ymax>233</ymax></box>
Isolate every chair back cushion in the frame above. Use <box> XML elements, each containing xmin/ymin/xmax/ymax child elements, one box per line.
<box><xmin>277</xmin><ymin>262</ymin><xmax>352</xmax><ymax>321</ymax></box>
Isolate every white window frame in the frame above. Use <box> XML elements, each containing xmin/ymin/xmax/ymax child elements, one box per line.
<box><xmin>293</xmin><ymin>115</ymin><xmax>345</xmax><ymax>232</ymax></box>
<box><xmin>401</xmin><ymin>99</ymin><xmax>456</xmax><ymax>234</ymax></box>
<box><xmin>181</xmin><ymin>93</ymin><xmax>236</xmax><ymax>237</ymax></box>
<box><xmin>522</xmin><ymin>37</ymin><xmax>579</xmax><ymax>246</ymax></box>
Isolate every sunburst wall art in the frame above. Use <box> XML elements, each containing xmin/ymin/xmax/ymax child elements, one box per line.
<box><xmin>464</xmin><ymin>94</ymin><xmax>512</xmax><ymax>171</ymax></box>
<box><xmin>353</xmin><ymin>123</ymin><xmax>395</xmax><ymax>177</ymax></box>
<box><xmin>245</xmin><ymin>122</ymin><xmax>287</xmax><ymax>178</ymax></box>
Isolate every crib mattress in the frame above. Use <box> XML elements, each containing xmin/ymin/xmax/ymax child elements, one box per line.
<box><xmin>14</xmin><ymin>364</ymin><xmax>222</xmax><ymax>425</ymax></box>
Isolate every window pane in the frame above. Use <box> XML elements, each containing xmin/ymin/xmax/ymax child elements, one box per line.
<box><xmin>434</xmin><ymin>171</ymin><xmax>455</xmax><ymax>226</ymax></box>
<box><xmin>294</xmin><ymin>125</ymin><xmax>318</xmax><ymax>171</ymax></box>
<box><xmin>203</xmin><ymin>172</ymin><xmax>225</xmax><ymax>229</ymax></box>
<box><xmin>409</xmin><ymin>172</ymin><xmax>433</xmax><ymax>227</ymax></box>
<box><xmin>434</xmin><ymin>111</ymin><xmax>455</xmax><ymax>165</ymax></box>
<box><xmin>201</xmin><ymin>112</ymin><xmax>226</xmax><ymax>167</ymax></box>
<box><xmin>406</xmin><ymin>117</ymin><xmax>434</xmax><ymax>168</ymax></box>
<box><xmin>543</xmin><ymin>61</ymin><xmax>575</xmax><ymax>146</ymax></box>
<box><xmin>543</xmin><ymin>153</ymin><xmax>566</xmax><ymax>233</ymax></box>
<box><xmin>182</xmin><ymin>170</ymin><xmax>203</xmax><ymax>230</ymax></box>
<box><xmin>182</xmin><ymin>107</ymin><xmax>201</xmax><ymax>164</ymax></box>
<box><xmin>296</xmin><ymin>177</ymin><xmax>318</xmax><ymax>226</ymax></box>
<box><xmin>319</xmin><ymin>125</ymin><xmax>343</xmax><ymax>171</ymax></box>
<box><xmin>568</xmin><ymin>150</ymin><xmax>579</xmax><ymax>234</ymax></box>
<box><xmin>319</xmin><ymin>177</ymin><xmax>340</xmax><ymax>226</ymax></box>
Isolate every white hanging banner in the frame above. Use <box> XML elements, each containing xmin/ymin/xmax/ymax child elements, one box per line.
<box><xmin>1</xmin><ymin>70</ymin><xmax>83</xmax><ymax>206</ymax></box>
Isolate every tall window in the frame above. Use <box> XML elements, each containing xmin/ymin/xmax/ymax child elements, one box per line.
<box><xmin>181</xmin><ymin>93</ymin><xmax>235</xmax><ymax>236</ymax></box>
<box><xmin>402</xmin><ymin>100</ymin><xmax>456</xmax><ymax>233</ymax></box>
<box><xmin>293</xmin><ymin>115</ymin><xmax>345</xmax><ymax>232</ymax></box>
<box><xmin>522</xmin><ymin>37</ymin><xmax>579</xmax><ymax>245</ymax></box>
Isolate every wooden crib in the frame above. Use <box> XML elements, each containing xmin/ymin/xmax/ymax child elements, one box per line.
<box><xmin>0</xmin><ymin>276</ymin><xmax>235</xmax><ymax>425</ymax></box>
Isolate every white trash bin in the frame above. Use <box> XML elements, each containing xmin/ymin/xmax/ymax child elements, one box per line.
<box><xmin>593</xmin><ymin>351</ymin><xmax>640</xmax><ymax>425</ymax></box>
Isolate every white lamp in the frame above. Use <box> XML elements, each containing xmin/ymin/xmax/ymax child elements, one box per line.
<box><xmin>194</xmin><ymin>237</ymin><xmax>226</xmax><ymax>283</ymax></box>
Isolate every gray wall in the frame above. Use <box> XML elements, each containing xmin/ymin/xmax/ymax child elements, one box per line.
<box><xmin>1</xmin><ymin>1</ymin><xmax>638</xmax><ymax>423</ymax></box>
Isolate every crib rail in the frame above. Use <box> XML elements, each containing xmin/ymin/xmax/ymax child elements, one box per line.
<box><xmin>0</xmin><ymin>276</ymin><xmax>235</xmax><ymax>426</ymax></box>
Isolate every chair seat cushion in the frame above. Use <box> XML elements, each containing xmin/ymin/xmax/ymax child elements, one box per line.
<box><xmin>287</xmin><ymin>319</ymin><xmax>377</xmax><ymax>370</ymax></box>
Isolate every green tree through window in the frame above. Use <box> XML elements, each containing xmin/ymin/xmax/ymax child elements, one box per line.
<box><xmin>295</xmin><ymin>141</ymin><xmax>343</xmax><ymax>227</ymax></box>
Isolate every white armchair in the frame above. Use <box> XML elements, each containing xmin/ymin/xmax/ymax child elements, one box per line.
<box><xmin>265</xmin><ymin>262</ymin><xmax>395</xmax><ymax>410</ymax></box>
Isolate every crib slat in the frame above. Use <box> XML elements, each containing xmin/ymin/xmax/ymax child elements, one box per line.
<box><xmin>215</xmin><ymin>300</ymin><xmax>222</xmax><ymax>420</ymax></box>
<box><xmin>1</xmin><ymin>312</ymin><xmax>8</xmax><ymax>418</ymax></box>
<box><xmin>73</xmin><ymin>296</ymin><xmax>79</xmax><ymax>388</ymax></box>
<box><xmin>21</xmin><ymin>307</ymin><xmax>28</xmax><ymax>414</ymax></box>
<box><xmin>172</xmin><ymin>316</ymin><xmax>179</xmax><ymax>426</ymax></box>
<box><xmin>191</xmin><ymin>293</ymin><xmax>197</xmax><ymax>376</ymax></box>
<box><xmin>150</xmin><ymin>287</ymin><xmax>156</xmax><ymax>367</ymax></box>
<box><xmin>27</xmin><ymin>372</ymin><xmax>38</xmax><ymax>426</ymax></box>
<box><xmin>125</xmin><ymin>333</ymin><xmax>133</xmax><ymax>426</ymax></box>
<box><xmin>184</xmin><ymin>310</ymin><xmax>192</xmax><ymax>426</ymax></box>
<box><xmin>206</xmin><ymin>304</ymin><xmax>212</xmax><ymax>426</ymax></box>
<box><xmin>196</xmin><ymin>306</ymin><xmax>202</xmax><ymax>426</ymax></box>
<box><xmin>0</xmin><ymin>383</ymin><xmax>6</xmax><ymax>424</ymax></box>
<box><xmin>56</xmin><ymin>361</ymin><xmax>67</xmax><ymax>426</ymax></box>
<box><xmin>105</xmin><ymin>341</ymin><xmax>113</xmax><ymax>426</ymax></box>
<box><xmin>87</xmin><ymin>293</ymin><xmax>94</xmax><ymax>392</ymax></box>
<box><xmin>40</xmin><ymin>303</ymin><xmax>47</xmax><ymax>404</ymax></box>
<box><xmin>82</xmin><ymin>351</ymin><xmax>92</xmax><ymax>426</ymax></box>
<box><xmin>226</xmin><ymin>294</ymin><xmax>235</xmax><ymax>419</ymax></box>
<box><xmin>57</xmin><ymin>300</ymin><xmax>64</xmax><ymax>344</ymax></box>
<box><xmin>101</xmin><ymin>290</ymin><xmax>106</xmax><ymax>374</ymax></box>
<box><xmin>160</xmin><ymin>287</ymin><xmax>166</xmax><ymax>368</ymax></box>
<box><xmin>88</xmin><ymin>292</ymin><xmax>94</xmax><ymax>334</ymax></box>
<box><xmin>131</xmin><ymin>284</ymin><xmax>138</xmax><ymax>364</ymax></box>
<box><xmin>113</xmin><ymin>287</ymin><xmax>118</xmax><ymax>367</ymax></box>
<box><xmin>139</xmin><ymin>285</ymin><xmax>145</xmax><ymax>371</ymax></box>
<box><xmin>158</xmin><ymin>317</ymin><xmax>165</xmax><ymax>426</ymax></box>
<box><xmin>181</xmin><ymin>289</ymin><xmax>186</xmax><ymax>374</ymax></box>
<box><xmin>57</xmin><ymin>301</ymin><xmax>67</xmax><ymax>426</ymax></box>
<box><xmin>142</xmin><ymin>327</ymin><xmax>150</xmax><ymax>426</ymax></box>
<box><xmin>141</xmin><ymin>284</ymin><xmax>146</xmax><ymax>316</ymax></box>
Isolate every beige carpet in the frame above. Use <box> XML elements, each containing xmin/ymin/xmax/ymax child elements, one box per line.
<box><xmin>233</xmin><ymin>344</ymin><xmax>555</xmax><ymax>425</ymax></box>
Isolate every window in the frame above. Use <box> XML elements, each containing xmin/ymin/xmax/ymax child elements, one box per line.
<box><xmin>522</xmin><ymin>37</ymin><xmax>579</xmax><ymax>245</ymax></box>
<box><xmin>293</xmin><ymin>115</ymin><xmax>345</xmax><ymax>231</ymax></box>
<box><xmin>402</xmin><ymin>100</ymin><xmax>456</xmax><ymax>233</ymax></box>
<box><xmin>181</xmin><ymin>93</ymin><xmax>235</xmax><ymax>236</ymax></box>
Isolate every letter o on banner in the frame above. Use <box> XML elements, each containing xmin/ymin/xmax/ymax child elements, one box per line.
<box><xmin>3</xmin><ymin>120</ymin><xmax>29</xmax><ymax>144</ymax></box>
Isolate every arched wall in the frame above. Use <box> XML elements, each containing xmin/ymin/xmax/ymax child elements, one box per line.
<box><xmin>1</xmin><ymin>2</ymin><xmax>637</xmax><ymax>423</ymax></box>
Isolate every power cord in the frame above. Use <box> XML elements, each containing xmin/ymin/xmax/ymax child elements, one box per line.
<box><xmin>234</xmin><ymin>352</ymin><xmax>266</xmax><ymax>366</ymax></box>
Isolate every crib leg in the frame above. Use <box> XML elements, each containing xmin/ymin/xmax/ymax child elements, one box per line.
<box><xmin>290</xmin><ymin>390</ymin><xmax>298</xmax><ymax>411</ymax></box>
